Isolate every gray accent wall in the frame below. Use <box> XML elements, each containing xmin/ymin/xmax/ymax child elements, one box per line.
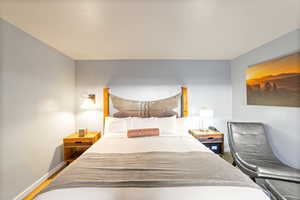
<box><xmin>75</xmin><ymin>60</ymin><xmax>232</xmax><ymax>150</ymax></box>
<box><xmin>0</xmin><ymin>19</ymin><xmax>76</xmax><ymax>199</ymax></box>
<box><xmin>230</xmin><ymin>29</ymin><xmax>300</xmax><ymax>169</ymax></box>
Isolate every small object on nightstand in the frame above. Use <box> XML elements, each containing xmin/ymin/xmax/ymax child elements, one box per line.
<box><xmin>63</xmin><ymin>131</ymin><xmax>101</xmax><ymax>163</ymax></box>
<box><xmin>189</xmin><ymin>129</ymin><xmax>224</xmax><ymax>155</ymax></box>
<box><xmin>78</xmin><ymin>128</ymin><xmax>87</xmax><ymax>137</ymax></box>
<box><xmin>208</xmin><ymin>126</ymin><xmax>218</xmax><ymax>132</ymax></box>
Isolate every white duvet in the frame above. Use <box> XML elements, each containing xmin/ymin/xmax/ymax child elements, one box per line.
<box><xmin>36</xmin><ymin>134</ymin><xmax>270</xmax><ymax>200</ymax></box>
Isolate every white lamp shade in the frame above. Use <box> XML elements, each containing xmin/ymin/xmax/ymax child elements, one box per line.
<box><xmin>199</xmin><ymin>108</ymin><xmax>214</xmax><ymax>118</ymax></box>
<box><xmin>81</xmin><ymin>98</ymin><xmax>96</xmax><ymax>109</ymax></box>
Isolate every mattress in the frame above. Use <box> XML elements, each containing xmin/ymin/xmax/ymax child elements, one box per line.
<box><xmin>36</xmin><ymin>134</ymin><xmax>270</xmax><ymax>200</ymax></box>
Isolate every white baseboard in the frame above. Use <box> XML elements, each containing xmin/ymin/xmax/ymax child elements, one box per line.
<box><xmin>14</xmin><ymin>161</ymin><xmax>66</xmax><ymax>200</ymax></box>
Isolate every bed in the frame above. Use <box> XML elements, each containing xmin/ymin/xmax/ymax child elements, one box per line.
<box><xmin>36</xmin><ymin>87</ymin><xmax>270</xmax><ymax>200</ymax></box>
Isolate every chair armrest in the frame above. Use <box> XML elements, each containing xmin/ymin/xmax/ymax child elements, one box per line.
<box><xmin>258</xmin><ymin>167</ymin><xmax>300</xmax><ymax>183</ymax></box>
<box><xmin>234</xmin><ymin>152</ymin><xmax>258</xmax><ymax>172</ymax></box>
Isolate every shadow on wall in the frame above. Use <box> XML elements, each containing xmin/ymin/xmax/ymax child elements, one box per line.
<box><xmin>48</xmin><ymin>144</ymin><xmax>64</xmax><ymax>171</ymax></box>
<box><xmin>76</xmin><ymin>60</ymin><xmax>230</xmax><ymax>87</ymax></box>
<box><xmin>106</xmin><ymin>74</ymin><xmax>185</xmax><ymax>87</ymax></box>
<box><xmin>264</xmin><ymin>124</ymin><xmax>300</xmax><ymax>168</ymax></box>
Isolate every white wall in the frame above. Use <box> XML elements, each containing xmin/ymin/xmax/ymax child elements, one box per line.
<box><xmin>230</xmin><ymin>29</ymin><xmax>300</xmax><ymax>169</ymax></box>
<box><xmin>0</xmin><ymin>19</ymin><xmax>76</xmax><ymax>199</ymax></box>
<box><xmin>75</xmin><ymin>60</ymin><xmax>232</xmax><ymax>150</ymax></box>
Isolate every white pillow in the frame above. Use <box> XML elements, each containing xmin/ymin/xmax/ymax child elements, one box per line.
<box><xmin>130</xmin><ymin>116</ymin><xmax>177</xmax><ymax>135</ymax></box>
<box><xmin>104</xmin><ymin>117</ymin><xmax>130</xmax><ymax>134</ymax></box>
<box><xmin>129</xmin><ymin>117</ymin><xmax>157</xmax><ymax>129</ymax></box>
<box><xmin>156</xmin><ymin>116</ymin><xmax>177</xmax><ymax>134</ymax></box>
<box><xmin>176</xmin><ymin>117</ymin><xmax>189</xmax><ymax>135</ymax></box>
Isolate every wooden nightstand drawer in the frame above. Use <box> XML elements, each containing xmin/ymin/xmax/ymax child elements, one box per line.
<box><xmin>198</xmin><ymin>137</ymin><xmax>223</xmax><ymax>143</ymax></box>
<box><xmin>189</xmin><ymin>129</ymin><xmax>224</xmax><ymax>155</ymax></box>
<box><xmin>63</xmin><ymin>132</ymin><xmax>101</xmax><ymax>163</ymax></box>
<box><xmin>64</xmin><ymin>137</ymin><xmax>94</xmax><ymax>144</ymax></box>
<box><xmin>64</xmin><ymin>141</ymin><xmax>93</xmax><ymax>147</ymax></box>
<box><xmin>196</xmin><ymin>134</ymin><xmax>223</xmax><ymax>139</ymax></box>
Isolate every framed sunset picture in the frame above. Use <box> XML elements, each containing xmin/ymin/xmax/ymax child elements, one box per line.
<box><xmin>246</xmin><ymin>52</ymin><xmax>300</xmax><ymax>107</ymax></box>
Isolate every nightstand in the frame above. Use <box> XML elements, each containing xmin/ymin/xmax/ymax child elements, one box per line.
<box><xmin>63</xmin><ymin>132</ymin><xmax>101</xmax><ymax>163</ymax></box>
<box><xmin>189</xmin><ymin>129</ymin><xmax>224</xmax><ymax>155</ymax></box>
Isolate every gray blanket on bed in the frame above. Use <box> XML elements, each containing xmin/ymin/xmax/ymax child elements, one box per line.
<box><xmin>40</xmin><ymin>151</ymin><xmax>259</xmax><ymax>194</ymax></box>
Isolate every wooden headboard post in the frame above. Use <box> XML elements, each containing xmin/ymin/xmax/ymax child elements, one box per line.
<box><xmin>181</xmin><ymin>87</ymin><xmax>188</xmax><ymax>117</ymax></box>
<box><xmin>103</xmin><ymin>88</ymin><xmax>110</xmax><ymax>120</ymax></box>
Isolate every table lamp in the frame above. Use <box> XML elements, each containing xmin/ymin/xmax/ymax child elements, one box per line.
<box><xmin>81</xmin><ymin>94</ymin><xmax>96</xmax><ymax>109</ymax></box>
<box><xmin>199</xmin><ymin>108</ymin><xmax>214</xmax><ymax>130</ymax></box>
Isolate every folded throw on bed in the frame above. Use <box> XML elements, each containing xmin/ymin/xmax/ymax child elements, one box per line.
<box><xmin>39</xmin><ymin>152</ymin><xmax>260</xmax><ymax>195</ymax></box>
<box><xmin>127</xmin><ymin>128</ymin><xmax>160</xmax><ymax>138</ymax></box>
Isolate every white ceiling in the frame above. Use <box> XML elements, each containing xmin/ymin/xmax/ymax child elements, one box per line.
<box><xmin>1</xmin><ymin>0</ymin><xmax>300</xmax><ymax>60</ymax></box>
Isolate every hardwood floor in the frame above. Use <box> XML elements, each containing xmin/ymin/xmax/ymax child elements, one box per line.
<box><xmin>222</xmin><ymin>152</ymin><xmax>234</xmax><ymax>164</ymax></box>
<box><xmin>23</xmin><ymin>167</ymin><xmax>65</xmax><ymax>200</ymax></box>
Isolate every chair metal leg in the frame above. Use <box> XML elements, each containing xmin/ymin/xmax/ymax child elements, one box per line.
<box><xmin>232</xmin><ymin>160</ymin><xmax>237</xmax><ymax>167</ymax></box>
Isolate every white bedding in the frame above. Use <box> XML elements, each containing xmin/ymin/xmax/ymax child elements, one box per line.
<box><xmin>36</xmin><ymin>134</ymin><xmax>270</xmax><ymax>200</ymax></box>
<box><xmin>89</xmin><ymin>133</ymin><xmax>210</xmax><ymax>153</ymax></box>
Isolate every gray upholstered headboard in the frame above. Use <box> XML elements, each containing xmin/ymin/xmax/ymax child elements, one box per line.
<box><xmin>103</xmin><ymin>87</ymin><xmax>188</xmax><ymax>119</ymax></box>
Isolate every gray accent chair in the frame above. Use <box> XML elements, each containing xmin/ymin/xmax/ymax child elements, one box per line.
<box><xmin>227</xmin><ymin>122</ymin><xmax>300</xmax><ymax>183</ymax></box>
<box><xmin>264</xmin><ymin>179</ymin><xmax>300</xmax><ymax>200</ymax></box>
